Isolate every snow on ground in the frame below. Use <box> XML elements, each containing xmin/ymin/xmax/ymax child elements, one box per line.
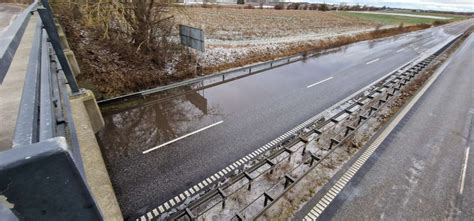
<box><xmin>198</xmin><ymin>25</ymin><xmax>395</xmax><ymax>67</ymax></box>
<box><xmin>173</xmin><ymin>8</ymin><xmax>381</xmax><ymax>68</ymax></box>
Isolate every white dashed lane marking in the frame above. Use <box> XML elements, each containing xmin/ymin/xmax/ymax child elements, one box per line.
<box><xmin>460</xmin><ymin>146</ymin><xmax>470</xmax><ymax>194</ymax></box>
<box><xmin>143</xmin><ymin>120</ymin><xmax>224</xmax><ymax>154</ymax></box>
<box><xmin>306</xmin><ymin>77</ymin><xmax>334</xmax><ymax>88</ymax></box>
<box><xmin>366</xmin><ymin>58</ymin><xmax>380</xmax><ymax>65</ymax></box>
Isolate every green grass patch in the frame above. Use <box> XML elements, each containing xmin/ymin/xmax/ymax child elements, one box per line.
<box><xmin>387</xmin><ymin>10</ymin><xmax>467</xmax><ymax>21</ymax></box>
<box><xmin>339</xmin><ymin>12</ymin><xmax>450</xmax><ymax>25</ymax></box>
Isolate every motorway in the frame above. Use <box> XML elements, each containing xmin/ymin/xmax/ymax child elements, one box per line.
<box><xmin>299</xmin><ymin>32</ymin><xmax>474</xmax><ymax>220</ymax></box>
<box><xmin>96</xmin><ymin>20</ymin><xmax>473</xmax><ymax>218</ymax></box>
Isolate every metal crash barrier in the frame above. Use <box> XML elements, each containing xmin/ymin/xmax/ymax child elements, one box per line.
<box><xmin>0</xmin><ymin>0</ymin><xmax>102</xmax><ymax>220</ymax></box>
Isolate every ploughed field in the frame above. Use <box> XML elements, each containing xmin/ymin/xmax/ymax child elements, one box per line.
<box><xmin>175</xmin><ymin>8</ymin><xmax>376</xmax><ymax>41</ymax></box>
<box><xmin>174</xmin><ymin>8</ymin><xmax>383</xmax><ymax>69</ymax></box>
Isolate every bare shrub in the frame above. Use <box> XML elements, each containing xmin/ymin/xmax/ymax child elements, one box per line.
<box><xmin>319</xmin><ymin>3</ymin><xmax>329</xmax><ymax>11</ymax></box>
<box><xmin>287</xmin><ymin>3</ymin><xmax>299</xmax><ymax>10</ymax></box>
<box><xmin>51</xmin><ymin>0</ymin><xmax>196</xmax><ymax>98</ymax></box>
<box><xmin>244</xmin><ymin>4</ymin><xmax>255</xmax><ymax>9</ymax></box>
<box><xmin>308</xmin><ymin>4</ymin><xmax>318</xmax><ymax>10</ymax></box>
<box><xmin>432</xmin><ymin>20</ymin><xmax>449</xmax><ymax>26</ymax></box>
<box><xmin>274</xmin><ymin>4</ymin><xmax>285</xmax><ymax>10</ymax></box>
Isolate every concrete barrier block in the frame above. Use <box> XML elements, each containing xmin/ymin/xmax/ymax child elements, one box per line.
<box><xmin>55</xmin><ymin>23</ymin><xmax>71</xmax><ymax>50</ymax></box>
<box><xmin>70</xmin><ymin>90</ymin><xmax>122</xmax><ymax>220</ymax></box>
<box><xmin>59</xmin><ymin>32</ymin><xmax>71</xmax><ymax>50</ymax></box>
<box><xmin>72</xmin><ymin>90</ymin><xmax>104</xmax><ymax>133</ymax></box>
<box><xmin>64</xmin><ymin>49</ymin><xmax>81</xmax><ymax>76</ymax></box>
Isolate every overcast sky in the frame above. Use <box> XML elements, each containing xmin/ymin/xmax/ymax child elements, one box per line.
<box><xmin>306</xmin><ymin>0</ymin><xmax>474</xmax><ymax>12</ymax></box>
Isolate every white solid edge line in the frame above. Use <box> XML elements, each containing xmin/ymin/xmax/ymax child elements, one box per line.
<box><xmin>366</xmin><ymin>58</ymin><xmax>380</xmax><ymax>65</ymax></box>
<box><xmin>143</xmin><ymin>120</ymin><xmax>224</xmax><ymax>154</ymax></box>
<box><xmin>303</xmin><ymin>33</ymin><xmax>465</xmax><ymax>220</ymax></box>
<box><xmin>396</xmin><ymin>48</ymin><xmax>405</xmax><ymax>53</ymax></box>
<box><xmin>306</xmin><ymin>77</ymin><xmax>334</xmax><ymax>88</ymax></box>
<box><xmin>459</xmin><ymin>146</ymin><xmax>470</xmax><ymax>194</ymax></box>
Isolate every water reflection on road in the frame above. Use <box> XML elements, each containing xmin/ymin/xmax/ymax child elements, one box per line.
<box><xmin>96</xmin><ymin>35</ymin><xmax>412</xmax><ymax>162</ymax></box>
<box><xmin>98</xmin><ymin>86</ymin><xmax>225</xmax><ymax>161</ymax></box>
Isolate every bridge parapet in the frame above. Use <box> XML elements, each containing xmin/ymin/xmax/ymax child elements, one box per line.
<box><xmin>0</xmin><ymin>1</ymin><xmax>120</xmax><ymax>220</ymax></box>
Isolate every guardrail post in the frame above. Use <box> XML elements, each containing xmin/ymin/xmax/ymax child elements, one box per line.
<box><xmin>344</xmin><ymin>126</ymin><xmax>355</xmax><ymax>136</ymax></box>
<box><xmin>185</xmin><ymin>208</ymin><xmax>196</xmax><ymax>221</ymax></box>
<box><xmin>37</xmin><ymin>8</ymin><xmax>80</xmax><ymax>93</ymax></box>
<box><xmin>235</xmin><ymin>213</ymin><xmax>244</xmax><ymax>221</ymax></box>
<box><xmin>263</xmin><ymin>192</ymin><xmax>273</xmax><ymax>207</ymax></box>
<box><xmin>329</xmin><ymin>138</ymin><xmax>340</xmax><ymax>150</ymax></box>
<box><xmin>284</xmin><ymin>174</ymin><xmax>295</xmax><ymax>189</ymax></box>
<box><xmin>300</xmin><ymin>134</ymin><xmax>310</xmax><ymax>155</ymax></box>
<box><xmin>314</xmin><ymin>129</ymin><xmax>322</xmax><ymax>135</ymax></box>
<box><xmin>244</xmin><ymin>172</ymin><xmax>253</xmax><ymax>191</ymax></box>
<box><xmin>285</xmin><ymin>147</ymin><xmax>294</xmax><ymax>161</ymax></box>
<box><xmin>310</xmin><ymin>153</ymin><xmax>320</xmax><ymax>166</ymax></box>
<box><xmin>358</xmin><ymin>115</ymin><xmax>368</xmax><ymax>125</ymax></box>
<box><xmin>266</xmin><ymin>159</ymin><xmax>275</xmax><ymax>174</ymax></box>
<box><xmin>368</xmin><ymin>106</ymin><xmax>378</xmax><ymax>116</ymax></box>
<box><xmin>217</xmin><ymin>188</ymin><xmax>226</xmax><ymax>209</ymax></box>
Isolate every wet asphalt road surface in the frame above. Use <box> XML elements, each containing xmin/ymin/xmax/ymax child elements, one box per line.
<box><xmin>297</xmin><ymin>30</ymin><xmax>474</xmax><ymax>220</ymax></box>
<box><xmin>97</xmin><ymin>20</ymin><xmax>473</xmax><ymax>218</ymax></box>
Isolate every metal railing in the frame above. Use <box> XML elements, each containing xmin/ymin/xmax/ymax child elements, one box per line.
<box><xmin>98</xmin><ymin>41</ymin><xmax>343</xmax><ymax>106</ymax></box>
<box><xmin>0</xmin><ymin>1</ymin><xmax>102</xmax><ymax>220</ymax></box>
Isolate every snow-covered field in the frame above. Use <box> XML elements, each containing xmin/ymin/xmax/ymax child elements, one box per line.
<box><xmin>174</xmin><ymin>8</ymin><xmax>380</xmax><ymax>68</ymax></box>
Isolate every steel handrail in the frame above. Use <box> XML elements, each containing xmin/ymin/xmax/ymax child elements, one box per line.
<box><xmin>0</xmin><ymin>1</ymin><xmax>38</xmax><ymax>83</ymax></box>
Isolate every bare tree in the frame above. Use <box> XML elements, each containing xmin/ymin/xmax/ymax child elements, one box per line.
<box><xmin>123</xmin><ymin>0</ymin><xmax>175</xmax><ymax>52</ymax></box>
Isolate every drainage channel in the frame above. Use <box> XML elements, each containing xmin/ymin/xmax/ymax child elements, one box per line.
<box><xmin>136</xmin><ymin>34</ymin><xmax>462</xmax><ymax>221</ymax></box>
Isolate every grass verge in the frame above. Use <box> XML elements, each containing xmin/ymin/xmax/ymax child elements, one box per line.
<box><xmin>339</xmin><ymin>11</ymin><xmax>453</xmax><ymax>25</ymax></box>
